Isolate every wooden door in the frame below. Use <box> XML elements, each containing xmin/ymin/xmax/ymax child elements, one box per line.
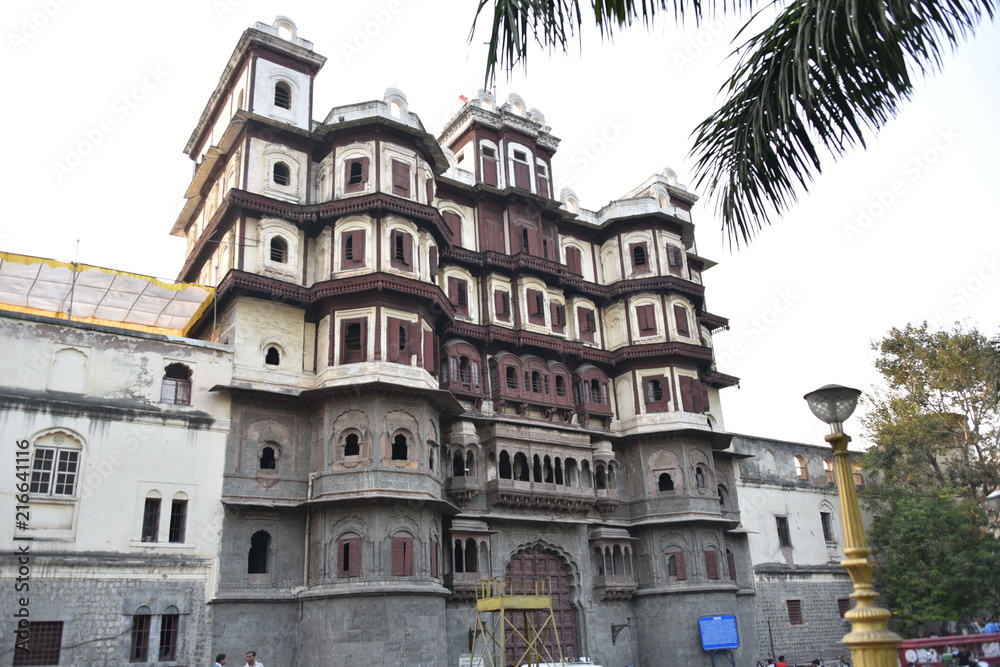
<box><xmin>504</xmin><ymin>547</ymin><xmax>579</xmax><ymax>662</ymax></box>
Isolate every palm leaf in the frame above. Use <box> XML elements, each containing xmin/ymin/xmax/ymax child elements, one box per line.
<box><xmin>471</xmin><ymin>0</ymin><xmax>994</xmax><ymax>245</ymax></box>
<box><xmin>690</xmin><ymin>0</ymin><xmax>994</xmax><ymax>245</ymax></box>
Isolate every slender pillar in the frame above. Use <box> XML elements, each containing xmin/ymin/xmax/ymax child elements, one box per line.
<box><xmin>827</xmin><ymin>432</ymin><xmax>901</xmax><ymax>667</ymax></box>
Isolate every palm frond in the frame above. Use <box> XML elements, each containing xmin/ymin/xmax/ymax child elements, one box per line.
<box><xmin>690</xmin><ymin>0</ymin><xmax>994</xmax><ymax>246</ymax></box>
<box><xmin>472</xmin><ymin>0</ymin><xmax>727</xmax><ymax>84</ymax></box>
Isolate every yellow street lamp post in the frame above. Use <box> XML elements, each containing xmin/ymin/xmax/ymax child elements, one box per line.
<box><xmin>803</xmin><ymin>384</ymin><xmax>901</xmax><ymax>667</ymax></box>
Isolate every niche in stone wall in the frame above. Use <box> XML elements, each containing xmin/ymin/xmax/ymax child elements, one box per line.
<box><xmin>332</xmin><ymin>409</ymin><xmax>371</xmax><ymax>468</ymax></box>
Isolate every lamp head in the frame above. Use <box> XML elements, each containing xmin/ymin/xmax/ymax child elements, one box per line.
<box><xmin>804</xmin><ymin>384</ymin><xmax>862</xmax><ymax>435</ymax></box>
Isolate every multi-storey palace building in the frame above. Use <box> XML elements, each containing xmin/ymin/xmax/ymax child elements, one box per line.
<box><xmin>0</xmin><ymin>16</ymin><xmax>861</xmax><ymax>667</ymax></box>
<box><xmin>166</xmin><ymin>17</ymin><xmax>745</xmax><ymax>665</ymax></box>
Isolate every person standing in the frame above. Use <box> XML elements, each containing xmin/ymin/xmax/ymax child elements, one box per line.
<box><xmin>214</xmin><ymin>654</ymin><xmax>227</xmax><ymax>667</ymax></box>
<box><xmin>776</xmin><ymin>656</ymin><xmax>789</xmax><ymax>667</ymax></box>
<box><xmin>243</xmin><ymin>651</ymin><xmax>263</xmax><ymax>667</ymax></box>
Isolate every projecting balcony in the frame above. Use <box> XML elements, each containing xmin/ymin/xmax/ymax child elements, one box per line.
<box><xmin>485</xmin><ymin>478</ymin><xmax>598</xmax><ymax>512</ymax></box>
<box><xmin>445</xmin><ymin>475</ymin><xmax>480</xmax><ymax>504</ymax></box>
<box><xmin>593</xmin><ymin>574</ymin><xmax>637</xmax><ymax>602</ymax></box>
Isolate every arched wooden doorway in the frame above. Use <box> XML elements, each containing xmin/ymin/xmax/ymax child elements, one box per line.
<box><xmin>505</xmin><ymin>546</ymin><xmax>579</xmax><ymax>661</ymax></box>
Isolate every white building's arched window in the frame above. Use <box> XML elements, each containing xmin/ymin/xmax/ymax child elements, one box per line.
<box><xmin>274</xmin><ymin>82</ymin><xmax>292</xmax><ymax>109</ymax></box>
<box><xmin>269</xmin><ymin>237</ymin><xmax>288</xmax><ymax>263</ymax></box>
<box><xmin>272</xmin><ymin>162</ymin><xmax>290</xmax><ymax>186</ymax></box>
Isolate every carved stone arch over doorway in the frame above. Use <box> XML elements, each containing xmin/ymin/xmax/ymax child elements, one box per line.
<box><xmin>504</xmin><ymin>544</ymin><xmax>580</xmax><ymax>661</ymax></box>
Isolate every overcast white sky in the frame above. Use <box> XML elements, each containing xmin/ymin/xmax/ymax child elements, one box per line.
<box><xmin>4</xmin><ymin>0</ymin><xmax>999</xmax><ymax>446</ymax></box>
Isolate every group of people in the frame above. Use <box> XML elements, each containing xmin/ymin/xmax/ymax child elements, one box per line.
<box><xmin>214</xmin><ymin>650</ymin><xmax>262</xmax><ymax>667</ymax></box>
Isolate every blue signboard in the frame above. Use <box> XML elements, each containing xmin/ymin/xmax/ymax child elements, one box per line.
<box><xmin>698</xmin><ymin>614</ymin><xmax>740</xmax><ymax>651</ymax></box>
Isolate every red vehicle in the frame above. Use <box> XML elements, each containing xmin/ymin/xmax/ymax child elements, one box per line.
<box><xmin>897</xmin><ymin>632</ymin><xmax>1000</xmax><ymax>667</ymax></box>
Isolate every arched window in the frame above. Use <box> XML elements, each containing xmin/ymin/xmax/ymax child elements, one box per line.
<box><xmin>465</xmin><ymin>538</ymin><xmax>478</xmax><ymax>572</ymax></box>
<box><xmin>499</xmin><ymin>451</ymin><xmax>512</xmax><ymax>479</ymax></box>
<box><xmin>505</xmin><ymin>366</ymin><xmax>518</xmax><ymax>390</ymax></box>
<box><xmin>248</xmin><ymin>530</ymin><xmax>271</xmax><ymax>574</ymax></box>
<box><xmin>824</xmin><ymin>458</ymin><xmax>835</xmax><ymax>484</ymax></box>
<box><xmin>565</xmin><ymin>458</ymin><xmax>578</xmax><ymax>487</ymax></box>
<box><xmin>269</xmin><ymin>237</ymin><xmax>288</xmax><ymax>263</ymax></box>
<box><xmin>130</xmin><ymin>606</ymin><xmax>153</xmax><ymax>662</ymax></box>
<box><xmin>513</xmin><ymin>452</ymin><xmax>529</xmax><ymax>481</ymax></box>
<box><xmin>453</xmin><ymin>451</ymin><xmax>465</xmax><ymax>477</ymax></box>
<box><xmin>658</xmin><ymin>473</ymin><xmax>674</xmax><ymax>492</ymax></box>
<box><xmin>391</xmin><ymin>434</ymin><xmax>408</xmax><ymax>461</ymax></box>
<box><xmin>466</xmin><ymin>451</ymin><xmax>475</xmax><ymax>475</ymax></box>
<box><xmin>794</xmin><ymin>455</ymin><xmax>808</xmax><ymax>480</ymax></box>
<box><xmin>274</xmin><ymin>82</ymin><xmax>291</xmax><ymax>109</ymax></box>
<box><xmin>555</xmin><ymin>375</ymin><xmax>566</xmax><ymax>397</ymax></box>
<box><xmin>595</xmin><ymin>465</ymin><xmax>607</xmax><ymax>490</ymax></box>
<box><xmin>259</xmin><ymin>446</ymin><xmax>276</xmax><ymax>470</ymax></box>
<box><xmin>646</xmin><ymin>379</ymin><xmax>663</xmax><ymax>403</ymax></box>
<box><xmin>265</xmin><ymin>346</ymin><xmax>280</xmax><ymax>365</ymax></box>
<box><xmin>695</xmin><ymin>466</ymin><xmax>706</xmax><ymax>488</ymax></box>
<box><xmin>343</xmin><ymin>433</ymin><xmax>360</xmax><ymax>457</ymax></box>
<box><xmin>532</xmin><ymin>454</ymin><xmax>542</xmax><ymax>483</ymax></box>
<box><xmin>718</xmin><ymin>484</ymin><xmax>729</xmax><ymax>507</ymax></box>
<box><xmin>543</xmin><ymin>456</ymin><xmax>553</xmax><ymax>483</ymax></box>
<box><xmin>161</xmin><ymin>363</ymin><xmax>192</xmax><ymax>405</ymax></box>
<box><xmin>852</xmin><ymin>462</ymin><xmax>864</xmax><ymax>486</ymax></box>
<box><xmin>531</xmin><ymin>371</ymin><xmax>542</xmax><ymax>393</ymax></box>
<box><xmin>632</xmin><ymin>243</ymin><xmax>647</xmax><ymax>268</ymax></box>
<box><xmin>272</xmin><ymin>162</ymin><xmax>290</xmax><ymax>186</ymax></box>
<box><xmin>454</xmin><ymin>539</ymin><xmax>465</xmax><ymax>573</ymax></box>
<box><xmin>348</xmin><ymin>160</ymin><xmax>364</xmax><ymax>184</ymax></box>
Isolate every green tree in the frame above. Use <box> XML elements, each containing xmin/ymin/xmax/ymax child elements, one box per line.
<box><xmin>860</xmin><ymin>322</ymin><xmax>1000</xmax><ymax>634</ymax></box>
<box><xmin>866</xmin><ymin>488</ymin><xmax>1000</xmax><ymax>636</ymax></box>
<box><xmin>471</xmin><ymin>0</ymin><xmax>994</xmax><ymax>244</ymax></box>
<box><xmin>862</xmin><ymin>323</ymin><xmax>1000</xmax><ymax>504</ymax></box>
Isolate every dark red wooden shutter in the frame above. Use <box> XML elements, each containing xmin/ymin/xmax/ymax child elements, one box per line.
<box><xmin>513</xmin><ymin>160</ymin><xmax>531</xmax><ymax>190</ymax></box>
<box><xmin>484</xmin><ymin>206</ymin><xmax>505</xmax><ymax>252</ymax></box>
<box><xmin>423</xmin><ymin>330</ymin><xmax>436</xmax><ymax>374</ymax></box>
<box><xmin>443</xmin><ymin>212</ymin><xmax>463</xmax><ymax>246</ymax></box>
<box><xmin>392</xmin><ymin>537</ymin><xmax>405</xmax><ymax>575</ymax></box>
<box><xmin>727</xmin><ymin>550</ymin><xmax>737</xmax><ymax>581</ymax></box>
<box><xmin>482</xmin><ymin>156</ymin><xmax>499</xmax><ymax>186</ymax></box>
<box><xmin>527</xmin><ymin>289</ymin><xmax>544</xmax><ymax>324</ymax></box>
<box><xmin>495</xmin><ymin>289</ymin><xmax>509</xmax><ymax>320</ymax></box>
<box><xmin>430</xmin><ymin>541</ymin><xmax>439</xmax><ymax>578</ymax></box>
<box><xmin>680</xmin><ymin>376</ymin><xmax>698</xmax><ymax>413</ymax></box>
<box><xmin>386</xmin><ymin>317</ymin><xmax>401</xmax><ymax>362</ymax></box>
<box><xmin>566</xmin><ymin>246</ymin><xmax>582</xmax><ymax>275</ymax></box>
<box><xmin>345</xmin><ymin>158</ymin><xmax>369</xmax><ymax>193</ymax></box>
<box><xmin>550</xmin><ymin>303</ymin><xmax>565</xmax><ymax>332</ymax></box>
<box><xmin>636</xmin><ymin>304</ymin><xmax>656</xmax><ymax>334</ymax></box>
<box><xmin>342</xmin><ymin>318</ymin><xmax>367</xmax><ymax>364</ymax></box>
<box><xmin>428</xmin><ymin>246</ymin><xmax>438</xmax><ymax>279</ymax></box>
<box><xmin>392</xmin><ymin>537</ymin><xmax>413</xmax><ymax>576</ymax></box>
<box><xmin>667</xmin><ymin>245</ymin><xmax>682</xmax><ymax>275</ymax></box>
<box><xmin>705</xmin><ymin>550</ymin><xmax>719</xmax><ymax>579</ymax></box>
<box><xmin>342</xmin><ymin>230</ymin><xmax>365</xmax><ymax>269</ymax></box>
<box><xmin>537</xmin><ymin>170</ymin><xmax>550</xmax><ymax>198</ymax></box>
<box><xmin>425</xmin><ymin>177</ymin><xmax>434</xmax><ymax>204</ymax></box>
<box><xmin>392</xmin><ymin>160</ymin><xmax>410</xmax><ymax>197</ymax></box>
<box><xmin>674</xmin><ymin>305</ymin><xmax>690</xmax><ymax>336</ymax></box>
<box><xmin>699</xmin><ymin>380</ymin><xmax>710</xmax><ymax>413</ymax></box>
<box><xmin>675</xmin><ymin>551</ymin><xmax>687</xmax><ymax>580</ymax></box>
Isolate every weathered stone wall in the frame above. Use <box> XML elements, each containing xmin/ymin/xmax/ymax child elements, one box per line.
<box><xmin>752</xmin><ymin>568</ymin><xmax>854</xmax><ymax>664</ymax></box>
<box><xmin>0</xmin><ymin>563</ymin><xmax>212</xmax><ymax>666</ymax></box>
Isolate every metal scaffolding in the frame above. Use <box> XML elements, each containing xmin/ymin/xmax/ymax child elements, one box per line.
<box><xmin>470</xmin><ymin>577</ymin><xmax>564</xmax><ymax>667</ymax></box>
